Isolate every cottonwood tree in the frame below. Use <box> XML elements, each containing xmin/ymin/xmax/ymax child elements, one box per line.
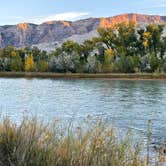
<box><xmin>25</xmin><ymin>54</ymin><xmax>36</xmax><ymax>72</ymax></box>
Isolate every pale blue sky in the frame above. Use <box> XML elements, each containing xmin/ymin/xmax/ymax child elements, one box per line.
<box><xmin>0</xmin><ymin>0</ymin><xmax>166</xmax><ymax>25</ymax></box>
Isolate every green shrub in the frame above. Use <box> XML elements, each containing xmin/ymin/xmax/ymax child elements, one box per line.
<box><xmin>148</xmin><ymin>54</ymin><xmax>160</xmax><ymax>72</ymax></box>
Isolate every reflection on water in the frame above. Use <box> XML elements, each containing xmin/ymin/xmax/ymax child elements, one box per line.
<box><xmin>0</xmin><ymin>78</ymin><xmax>166</xmax><ymax>142</ymax></box>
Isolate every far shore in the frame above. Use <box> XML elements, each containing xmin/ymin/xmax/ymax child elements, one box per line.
<box><xmin>0</xmin><ymin>72</ymin><xmax>166</xmax><ymax>80</ymax></box>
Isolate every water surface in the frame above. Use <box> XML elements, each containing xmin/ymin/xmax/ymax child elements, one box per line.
<box><xmin>0</xmin><ymin>78</ymin><xmax>166</xmax><ymax>142</ymax></box>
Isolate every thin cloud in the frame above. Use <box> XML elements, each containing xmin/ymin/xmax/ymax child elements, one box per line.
<box><xmin>151</xmin><ymin>5</ymin><xmax>166</xmax><ymax>9</ymax></box>
<box><xmin>41</xmin><ymin>12</ymin><xmax>90</xmax><ymax>22</ymax></box>
<box><xmin>150</xmin><ymin>0</ymin><xmax>166</xmax><ymax>8</ymax></box>
<box><xmin>137</xmin><ymin>0</ymin><xmax>166</xmax><ymax>16</ymax></box>
<box><xmin>21</xmin><ymin>12</ymin><xmax>90</xmax><ymax>24</ymax></box>
<box><xmin>142</xmin><ymin>5</ymin><xmax>166</xmax><ymax>10</ymax></box>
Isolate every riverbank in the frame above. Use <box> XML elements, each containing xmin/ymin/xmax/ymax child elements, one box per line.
<box><xmin>0</xmin><ymin>72</ymin><xmax>166</xmax><ymax>79</ymax></box>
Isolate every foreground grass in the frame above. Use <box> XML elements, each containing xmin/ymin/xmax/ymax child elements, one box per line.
<box><xmin>0</xmin><ymin>117</ymin><xmax>161</xmax><ymax>166</ymax></box>
<box><xmin>0</xmin><ymin>118</ymin><xmax>147</xmax><ymax>166</ymax></box>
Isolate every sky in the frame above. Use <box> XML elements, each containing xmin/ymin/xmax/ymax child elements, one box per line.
<box><xmin>0</xmin><ymin>0</ymin><xmax>166</xmax><ymax>25</ymax></box>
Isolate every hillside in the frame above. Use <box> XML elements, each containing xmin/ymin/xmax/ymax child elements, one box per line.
<box><xmin>0</xmin><ymin>13</ymin><xmax>166</xmax><ymax>51</ymax></box>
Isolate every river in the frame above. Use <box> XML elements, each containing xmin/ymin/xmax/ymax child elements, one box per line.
<box><xmin>0</xmin><ymin>78</ymin><xmax>166</xmax><ymax>144</ymax></box>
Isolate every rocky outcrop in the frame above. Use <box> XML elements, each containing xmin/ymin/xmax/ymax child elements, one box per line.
<box><xmin>100</xmin><ymin>14</ymin><xmax>166</xmax><ymax>28</ymax></box>
<box><xmin>0</xmin><ymin>13</ymin><xmax>165</xmax><ymax>50</ymax></box>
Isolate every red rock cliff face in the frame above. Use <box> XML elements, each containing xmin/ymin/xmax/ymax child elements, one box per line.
<box><xmin>17</xmin><ymin>23</ymin><xmax>28</xmax><ymax>31</ymax></box>
<box><xmin>100</xmin><ymin>14</ymin><xmax>165</xmax><ymax>28</ymax></box>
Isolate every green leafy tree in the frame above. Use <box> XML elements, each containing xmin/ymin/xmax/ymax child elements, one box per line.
<box><xmin>148</xmin><ymin>53</ymin><xmax>160</xmax><ymax>72</ymax></box>
<box><xmin>147</xmin><ymin>24</ymin><xmax>163</xmax><ymax>56</ymax></box>
<box><xmin>37</xmin><ymin>60</ymin><xmax>49</xmax><ymax>72</ymax></box>
<box><xmin>11</xmin><ymin>55</ymin><xmax>23</xmax><ymax>71</ymax></box>
<box><xmin>62</xmin><ymin>40</ymin><xmax>81</xmax><ymax>54</ymax></box>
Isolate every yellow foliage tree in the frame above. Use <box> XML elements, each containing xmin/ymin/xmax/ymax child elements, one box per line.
<box><xmin>11</xmin><ymin>51</ymin><xmax>17</xmax><ymax>57</ymax></box>
<box><xmin>102</xmin><ymin>48</ymin><xmax>116</xmax><ymax>72</ymax></box>
<box><xmin>25</xmin><ymin>54</ymin><xmax>35</xmax><ymax>72</ymax></box>
<box><xmin>143</xmin><ymin>32</ymin><xmax>151</xmax><ymax>48</ymax></box>
<box><xmin>104</xmin><ymin>49</ymin><xmax>115</xmax><ymax>64</ymax></box>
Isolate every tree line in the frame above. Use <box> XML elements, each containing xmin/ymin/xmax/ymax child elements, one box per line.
<box><xmin>0</xmin><ymin>23</ymin><xmax>166</xmax><ymax>73</ymax></box>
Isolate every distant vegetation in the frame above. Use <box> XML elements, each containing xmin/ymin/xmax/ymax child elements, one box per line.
<box><xmin>0</xmin><ymin>23</ymin><xmax>166</xmax><ymax>73</ymax></box>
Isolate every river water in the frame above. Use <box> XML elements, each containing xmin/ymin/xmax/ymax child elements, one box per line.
<box><xmin>0</xmin><ymin>78</ymin><xmax>166</xmax><ymax>143</ymax></box>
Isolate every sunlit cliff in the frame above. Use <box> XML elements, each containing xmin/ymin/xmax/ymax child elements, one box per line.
<box><xmin>100</xmin><ymin>13</ymin><xmax>165</xmax><ymax>28</ymax></box>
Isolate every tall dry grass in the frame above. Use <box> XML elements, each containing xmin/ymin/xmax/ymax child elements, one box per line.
<box><xmin>0</xmin><ymin>117</ymin><xmax>154</xmax><ymax>166</ymax></box>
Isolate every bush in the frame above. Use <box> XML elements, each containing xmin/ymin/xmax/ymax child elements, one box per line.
<box><xmin>149</xmin><ymin>54</ymin><xmax>160</xmax><ymax>72</ymax></box>
<box><xmin>37</xmin><ymin>60</ymin><xmax>50</xmax><ymax>72</ymax></box>
<box><xmin>161</xmin><ymin>62</ymin><xmax>166</xmax><ymax>73</ymax></box>
<box><xmin>85</xmin><ymin>55</ymin><xmax>102</xmax><ymax>73</ymax></box>
<box><xmin>50</xmin><ymin>52</ymin><xmax>80</xmax><ymax>73</ymax></box>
